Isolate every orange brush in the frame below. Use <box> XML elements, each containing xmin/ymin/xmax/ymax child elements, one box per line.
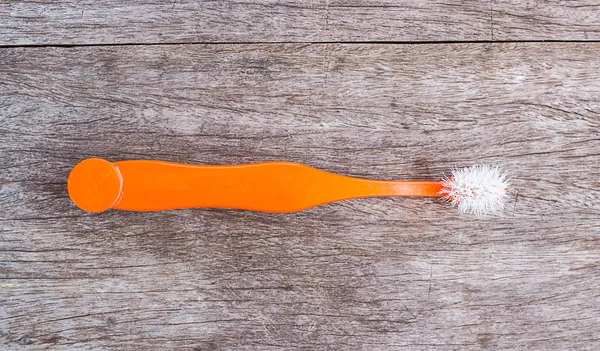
<box><xmin>68</xmin><ymin>158</ymin><xmax>508</xmax><ymax>215</ymax></box>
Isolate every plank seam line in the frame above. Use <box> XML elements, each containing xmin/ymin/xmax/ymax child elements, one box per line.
<box><xmin>1</xmin><ymin>40</ymin><xmax>600</xmax><ymax>49</ymax></box>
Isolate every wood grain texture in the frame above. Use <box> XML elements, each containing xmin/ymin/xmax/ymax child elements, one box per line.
<box><xmin>4</xmin><ymin>1</ymin><xmax>600</xmax><ymax>46</ymax></box>
<box><xmin>1</xmin><ymin>43</ymin><xmax>599</xmax><ymax>350</ymax></box>
<box><xmin>493</xmin><ymin>0</ymin><xmax>600</xmax><ymax>40</ymax></box>
<box><xmin>0</xmin><ymin>1</ymin><xmax>488</xmax><ymax>45</ymax></box>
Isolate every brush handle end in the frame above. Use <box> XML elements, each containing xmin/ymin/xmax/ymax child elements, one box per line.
<box><xmin>68</xmin><ymin>158</ymin><xmax>123</xmax><ymax>212</ymax></box>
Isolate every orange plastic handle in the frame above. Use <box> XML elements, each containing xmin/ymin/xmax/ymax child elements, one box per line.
<box><xmin>68</xmin><ymin>158</ymin><xmax>443</xmax><ymax>213</ymax></box>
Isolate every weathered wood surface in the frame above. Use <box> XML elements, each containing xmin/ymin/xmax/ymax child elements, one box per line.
<box><xmin>0</xmin><ymin>0</ymin><xmax>490</xmax><ymax>45</ymax></box>
<box><xmin>493</xmin><ymin>0</ymin><xmax>600</xmax><ymax>41</ymax></box>
<box><xmin>1</xmin><ymin>43</ymin><xmax>599</xmax><ymax>350</ymax></box>
<box><xmin>3</xmin><ymin>1</ymin><xmax>600</xmax><ymax>45</ymax></box>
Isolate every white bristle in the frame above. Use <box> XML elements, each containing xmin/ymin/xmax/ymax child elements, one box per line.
<box><xmin>439</xmin><ymin>165</ymin><xmax>509</xmax><ymax>216</ymax></box>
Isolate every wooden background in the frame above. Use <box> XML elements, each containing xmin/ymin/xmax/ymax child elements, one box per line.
<box><xmin>1</xmin><ymin>1</ymin><xmax>599</xmax><ymax>350</ymax></box>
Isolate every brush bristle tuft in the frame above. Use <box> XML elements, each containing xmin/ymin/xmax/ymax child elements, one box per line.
<box><xmin>439</xmin><ymin>165</ymin><xmax>509</xmax><ymax>216</ymax></box>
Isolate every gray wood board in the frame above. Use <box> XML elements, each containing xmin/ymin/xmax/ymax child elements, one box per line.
<box><xmin>3</xmin><ymin>1</ymin><xmax>600</xmax><ymax>45</ymax></box>
<box><xmin>493</xmin><ymin>0</ymin><xmax>600</xmax><ymax>41</ymax></box>
<box><xmin>1</xmin><ymin>43</ymin><xmax>599</xmax><ymax>350</ymax></box>
<box><xmin>0</xmin><ymin>0</ymin><xmax>490</xmax><ymax>45</ymax></box>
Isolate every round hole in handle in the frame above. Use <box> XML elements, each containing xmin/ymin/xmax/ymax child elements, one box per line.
<box><xmin>68</xmin><ymin>158</ymin><xmax>123</xmax><ymax>212</ymax></box>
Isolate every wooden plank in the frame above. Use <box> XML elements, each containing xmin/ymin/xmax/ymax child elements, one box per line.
<box><xmin>1</xmin><ymin>43</ymin><xmax>599</xmax><ymax>350</ymax></box>
<box><xmin>0</xmin><ymin>1</ymin><xmax>493</xmax><ymax>45</ymax></box>
<box><xmin>493</xmin><ymin>0</ymin><xmax>600</xmax><ymax>40</ymax></box>
<box><xmin>3</xmin><ymin>1</ymin><xmax>600</xmax><ymax>46</ymax></box>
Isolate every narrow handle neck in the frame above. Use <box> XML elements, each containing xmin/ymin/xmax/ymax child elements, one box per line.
<box><xmin>354</xmin><ymin>179</ymin><xmax>443</xmax><ymax>198</ymax></box>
